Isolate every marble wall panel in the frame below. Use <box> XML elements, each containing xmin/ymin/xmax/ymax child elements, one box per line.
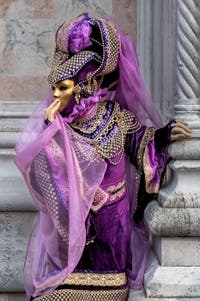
<box><xmin>0</xmin><ymin>19</ymin><xmax>54</xmax><ymax>76</ymax></box>
<box><xmin>53</xmin><ymin>0</ymin><xmax>113</xmax><ymax>22</ymax></box>
<box><xmin>0</xmin><ymin>0</ymin><xmax>137</xmax><ymax>102</ymax></box>
<box><xmin>0</xmin><ymin>0</ymin><xmax>54</xmax><ymax>19</ymax></box>
<box><xmin>0</xmin><ymin>76</ymin><xmax>47</xmax><ymax>101</ymax></box>
<box><xmin>113</xmin><ymin>0</ymin><xmax>137</xmax><ymax>41</ymax></box>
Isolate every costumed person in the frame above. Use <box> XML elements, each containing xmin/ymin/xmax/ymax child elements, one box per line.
<box><xmin>15</xmin><ymin>13</ymin><xmax>191</xmax><ymax>301</ymax></box>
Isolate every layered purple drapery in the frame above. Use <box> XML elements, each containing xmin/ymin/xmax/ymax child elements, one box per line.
<box><xmin>15</xmin><ymin>115</ymin><xmax>106</xmax><ymax>298</ymax></box>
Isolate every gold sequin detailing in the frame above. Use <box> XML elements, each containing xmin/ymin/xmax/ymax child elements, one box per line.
<box><xmin>70</xmin><ymin>101</ymin><xmax>141</xmax><ymax>164</ymax></box>
<box><xmin>34</xmin><ymin>287</ymin><xmax>129</xmax><ymax>301</ymax></box>
<box><xmin>107</xmin><ymin>180</ymin><xmax>125</xmax><ymax>193</ymax></box>
<box><xmin>71</xmin><ymin>102</ymin><xmax>107</xmax><ymax>134</ymax></box>
<box><xmin>106</xmin><ymin>180</ymin><xmax>126</xmax><ymax>201</ymax></box>
<box><xmin>91</xmin><ymin>187</ymin><xmax>109</xmax><ymax>212</ymax></box>
<box><xmin>32</xmin><ymin>149</ymin><xmax>69</xmax><ymax>242</ymax></box>
<box><xmin>143</xmin><ymin>146</ymin><xmax>160</xmax><ymax>194</ymax></box>
<box><xmin>48</xmin><ymin>51</ymin><xmax>102</xmax><ymax>85</ymax></box>
<box><xmin>137</xmin><ymin>127</ymin><xmax>156</xmax><ymax>172</ymax></box>
<box><xmin>91</xmin><ymin>180</ymin><xmax>126</xmax><ymax>211</ymax></box>
<box><xmin>61</xmin><ymin>272</ymin><xmax>127</xmax><ymax>287</ymax></box>
<box><xmin>96</xmin><ymin>18</ymin><xmax>120</xmax><ymax>76</ymax></box>
<box><xmin>110</xmin><ymin>187</ymin><xmax>126</xmax><ymax>201</ymax></box>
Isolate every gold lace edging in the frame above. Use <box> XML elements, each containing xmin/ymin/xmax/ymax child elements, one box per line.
<box><xmin>61</xmin><ymin>271</ymin><xmax>127</xmax><ymax>287</ymax></box>
<box><xmin>34</xmin><ymin>287</ymin><xmax>129</xmax><ymax>301</ymax></box>
<box><xmin>106</xmin><ymin>179</ymin><xmax>125</xmax><ymax>192</ymax></box>
<box><xmin>136</xmin><ymin>127</ymin><xmax>156</xmax><ymax>172</ymax></box>
<box><xmin>143</xmin><ymin>147</ymin><xmax>160</xmax><ymax>194</ymax></box>
<box><xmin>71</xmin><ymin>102</ymin><xmax>107</xmax><ymax>134</ymax></box>
<box><xmin>71</xmin><ymin>101</ymin><xmax>141</xmax><ymax>163</ymax></box>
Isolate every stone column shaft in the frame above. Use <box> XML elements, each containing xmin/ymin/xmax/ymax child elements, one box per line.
<box><xmin>143</xmin><ymin>0</ymin><xmax>200</xmax><ymax>299</ymax></box>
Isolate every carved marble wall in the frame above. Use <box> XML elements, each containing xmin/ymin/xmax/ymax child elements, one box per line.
<box><xmin>0</xmin><ymin>0</ymin><xmax>136</xmax><ymax>103</ymax></box>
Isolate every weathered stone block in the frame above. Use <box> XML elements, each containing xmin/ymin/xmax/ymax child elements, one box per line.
<box><xmin>0</xmin><ymin>294</ymin><xmax>26</xmax><ymax>301</ymax></box>
<box><xmin>0</xmin><ymin>176</ymin><xmax>35</xmax><ymax>210</ymax></box>
<box><xmin>0</xmin><ymin>211</ymin><xmax>36</xmax><ymax>291</ymax></box>
<box><xmin>144</xmin><ymin>255</ymin><xmax>200</xmax><ymax>298</ymax></box>
<box><xmin>113</xmin><ymin>0</ymin><xmax>136</xmax><ymax>39</ymax></box>
<box><xmin>0</xmin><ymin>0</ymin><xmax>54</xmax><ymax>18</ymax></box>
<box><xmin>53</xmin><ymin>0</ymin><xmax>112</xmax><ymax>21</ymax></box>
<box><xmin>153</xmin><ymin>237</ymin><xmax>200</xmax><ymax>266</ymax></box>
<box><xmin>0</xmin><ymin>76</ymin><xmax>47</xmax><ymax>102</ymax></box>
<box><xmin>145</xmin><ymin>201</ymin><xmax>200</xmax><ymax>236</ymax></box>
<box><xmin>128</xmin><ymin>289</ymin><xmax>200</xmax><ymax>301</ymax></box>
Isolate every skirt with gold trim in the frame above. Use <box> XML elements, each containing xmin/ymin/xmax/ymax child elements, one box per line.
<box><xmin>33</xmin><ymin>271</ymin><xmax>129</xmax><ymax>301</ymax></box>
<box><xmin>34</xmin><ymin>287</ymin><xmax>129</xmax><ymax>301</ymax></box>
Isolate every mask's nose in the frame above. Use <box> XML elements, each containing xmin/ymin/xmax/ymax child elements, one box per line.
<box><xmin>53</xmin><ymin>88</ymin><xmax>59</xmax><ymax>98</ymax></box>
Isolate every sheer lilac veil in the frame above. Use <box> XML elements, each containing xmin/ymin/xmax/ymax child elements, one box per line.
<box><xmin>15</xmin><ymin>102</ymin><xmax>106</xmax><ymax>298</ymax></box>
<box><xmin>116</xmin><ymin>31</ymin><xmax>162</xmax><ymax>127</ymax></box>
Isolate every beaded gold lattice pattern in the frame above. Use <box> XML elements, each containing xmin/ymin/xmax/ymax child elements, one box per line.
<box><xmin>48</xmin><ymin>50</ymin><xmax>101</xmax><ymax>85</ymax></box>
<box><xmin>34</xmin><ymin>287</ymin><xmax>129</xmax><ymax>301</ymax></box>
<box><xmin>71</xmin><ymin>101</ymin><xmax>141</xmax><ymax>163</ymax></box>
<box><xmin>61</xmin><ymin>272</ymin><xmax>127</xmax><ymax>287</ymax></box>
<box><xmin>71</xmin><ymin>102</ymin><xmax>107</xmax><ymax>134</ymax></box>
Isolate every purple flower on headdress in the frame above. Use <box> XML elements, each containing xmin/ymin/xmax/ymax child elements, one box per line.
<box><xmin>68</xmin><ymin>18</ymin><xmax>92</xmax><ymax>54</ymax></box>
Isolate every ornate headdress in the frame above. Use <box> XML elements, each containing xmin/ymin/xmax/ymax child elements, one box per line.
<box><xmin>48</xmin><ymin>13</ymin><xmax>120</xmax><ymax>103</ymax></box>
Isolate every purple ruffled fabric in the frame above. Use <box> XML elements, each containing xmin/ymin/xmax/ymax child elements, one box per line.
<box><xmin>68</xmin><ymin>16</ymin><xmax>92</xmax><ymax>54</ymax></box>
<box><xmin>65</xmin><ymin>88</ymin><xmax>114</xmax><ymax>123</ymax></box>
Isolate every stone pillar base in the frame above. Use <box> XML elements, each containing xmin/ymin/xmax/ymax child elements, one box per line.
<box><xmin>0</xmin><ymin>294</ymin><xmax>26</xmax><ymax>301</ymax></box>
<box><xmin>128</xmin><ymin>290</ymin><xmax>200</xmax><ymax>301</ymax></box>
<box><xmin>152</xmin><ymin>237</ymin><xmax>200</xmax><ymax>266</ymax></box>
<box><xmin>144</xmin><ymin>255</ymin><xmax>200</xmax><ymax>298</ymax></box>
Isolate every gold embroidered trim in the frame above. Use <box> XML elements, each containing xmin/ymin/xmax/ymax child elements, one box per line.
<box><xmin>61</xmin><ymin>272</ymin><xmax>127</xmax><ymax>287</ymax></box>
<box><xmin>34</xmin><ymin>287</ymin><xmax>129</xmax><ymax>301</ymax></box>
<box><xmin>121</xmin><ymin>109</ymin><xmax>141</xmax><ymax>134</ymax></box>
<box><xmin>110</xmin><ymin>187</ymin><xmax>126</xmax><ymax>201</ymax></box>
<box><xmin>106</xmin><ymin>180</ymin><xmax>125</xmax><ymax>192</ymax></box>
<box><xmin>91</xmin><ymin>187</ymin><xmax>109</xmax><ymax>212</ymax></box>
<box><xmin>143</xmin><ymin>147</ymin><xmax>160</xmax><ymax>194</ymax></box>
<box><xmin>70</xmin><ymin>101</ymin><xmax>141</xmax><ymax>163</ymax></box>
<box><xmin>71</xmin><ymin>102</ymin><xmax>107</xmax><ymax>134</ymax></box>
<box><xmin>91</xmin><ymin>180</ymin><xmax>126</xmax><ymax>212</ymax></box>
<box><xmin>136</xmin><ymin>127</ymin><xmax>156</xmax><ymax>172</ymax></box>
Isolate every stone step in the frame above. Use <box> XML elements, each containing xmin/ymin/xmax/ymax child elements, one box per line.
<box><xmin>128</xmin><ymin>290</ymin><xmax>200</xmax><ymax>301</ymax></box>
<box><xmin>144</xmin><ymin>255</ymin><xmax>200</xmax><ymax>298</ymax></box>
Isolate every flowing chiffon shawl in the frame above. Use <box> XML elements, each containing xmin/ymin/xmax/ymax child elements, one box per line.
<box><xmin>15</xmin><ymin>30</ymin><xmax>163</xmax><ymax>298</ymax></box>
<box><xmin>15</xmin><ymin>113</ymin><xmax>106</xmax><ymax>298</ymax></box>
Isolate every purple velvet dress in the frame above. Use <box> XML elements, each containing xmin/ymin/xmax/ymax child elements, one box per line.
<box><xmin>32</xmin><ymin>100</ymin><xmax>169</xmax><ymax>301</ymax></box>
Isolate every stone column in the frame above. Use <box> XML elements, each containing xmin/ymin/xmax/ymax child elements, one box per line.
<box><xmin>139</xmin><ymin>0</ymin><xmax>200</xmax><ymax>299</ymax></box>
